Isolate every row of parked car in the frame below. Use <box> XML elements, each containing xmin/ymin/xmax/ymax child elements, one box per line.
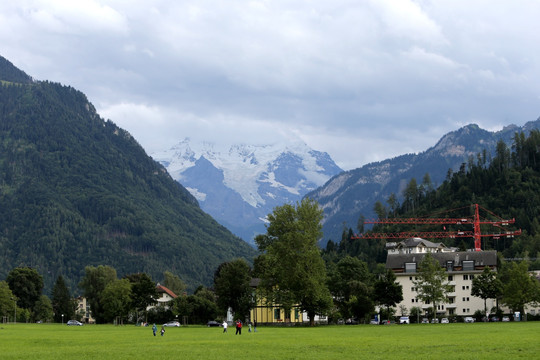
<box><xmin>396</xmin><ymin>315</ymin><xmax>511</xmax><ymax>324</ymax></box>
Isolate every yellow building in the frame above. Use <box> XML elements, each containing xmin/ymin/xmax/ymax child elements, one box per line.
<box><xmin>249</xmin><ymin>278</ymin><xmax>304</xmax><ymax>324</ymax></box>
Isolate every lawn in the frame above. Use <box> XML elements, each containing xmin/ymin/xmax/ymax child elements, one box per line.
<box><xmin>0</xmin><ymin>322</ymin><xmax>538</xmax><ymax>359</ymax></box>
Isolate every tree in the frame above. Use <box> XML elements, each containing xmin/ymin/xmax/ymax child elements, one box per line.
<box><xmin>214</xmin><ymin>259</ymin><xmax>253</xmax><ymax>321</ymax></box>
<box><xmin>0</xmin><ymin>280</ymin><xmax>17</xmax><ymax>321</ymax></box>
<box><xmin>124</xmin><ymin>273</ymin><xmax>158</xmax><ymax>323</ymax></box>
<box><xmin>413</xmin><ymin>253</ymin><xmax>452</xmax><ymax>321</ymax></box>
<box><xmin>101</xmin><ymin>279</ymin><xmax>132</xmax><ymax>324</ymax></box>
<box><xmin>7</xmin><ymin>267</ymin><xmax>43</xmax><ymax>311</ymax></box>
<box><xmin>373</xmin><ymin>269</ymin><xmax>403</xmax><ymax>319</ymax></box>
<box><xmin>173</xmin><ymin>286</ymin><xmax>219</xmax><ymax>324</ymax></box>
<box><xmin>52</xmin><ymin>275</ymin><xmax>76</xmax><ymax>323</ymax></box>
<box><xmin>255</xmin><ymin>198</ymin><xmax>332</xmax><ymax>326</ymax></box>
<box><xmin>403</xmin><ymin>178</ymin><xmax>418</xmax><ymax>213</ymax></box>
<box><xmin>471</xmin><ymin>267</ymin><xmax>503</xmax><ymax>316</ymax></box>
<box><xmin>163</xmin><ymin>271</ymin><xmax>186</xmax><ymax>296</ymax></box>
<box><xmin>500</xmin><ymin>261</ymin><xmax>540</xmax><ymax>320</ymax></box>
<box><xmin>327</xmin><ymin>256</ymin><xmax>373</xmax><ymax>320</ymax></box>
<box><xmin>79</xmin><ymin>265</ymin><xmax>117</xmax><ymax>323</ymax></box>
<box><xmin>33</xmin><ymin>295</ymin><xmax>54</xmax><ymax>322</ymax></box>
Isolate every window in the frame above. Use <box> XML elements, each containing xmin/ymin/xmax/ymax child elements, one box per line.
<box><xmin>448</xmin><ymin>275</ymin><xmax>454</xmax><ymax>281</ymax></box>
<box><xmin>449</xmin><ymin>309</ymin><xmax>455</xmax><ymax>315</ymax></box>
<box><xmin>411</xmin><ymin>287</ymin><xmax>415</xmax><ymax>292</ymax></box>
<box><xmin>294</xmin><ymin>308</ymin><xmax>300</xmax><ymax>320</ymax></box>
<box><xmin>446</xmin><ymin>261</ymin><xmax>454</xmax><ymax>271</ymax></box>
<box><xmin>274</xmin><ymin>308</ymin><xmax>281</xmax><ymax>320</ymax></box>
<box><xmin>405</xmin><ymin>263</ymin><xmax>417</xmax><ymax>273</ymax></box>
<box><xmin>463</xmin><ymin>275</ymin><xmax>469</xmax><ymax>280</ymax></box>
<box><xmin>463</xmin><ymin>260</ymin><xmax>474</xmax><ymax>271</ymax></box>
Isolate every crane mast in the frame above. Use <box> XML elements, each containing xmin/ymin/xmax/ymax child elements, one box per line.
<box><xmin>356</xmin><ymin>204</ymin><xmax>521</xmax><ymax>251</ymax></box>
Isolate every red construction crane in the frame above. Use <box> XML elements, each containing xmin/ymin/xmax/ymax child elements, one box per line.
<box><xmin>354</xmin><ymin>204</ymin><xmax>521</xmax><ymax>251</ymax></box>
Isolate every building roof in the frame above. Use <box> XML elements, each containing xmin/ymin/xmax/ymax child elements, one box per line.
<box><xmin>156</xmin><ymin>284</ymin><xmax>178</xmax><ymax>298</ymax></box>
<box><xmin>386</xmin><ymin>250</ymin><xmax>498</xmax><ymax>270</ymax></box>
<box><xmin>387</xmin><ymin>237</ymin><xmax>449</xmax><ymax>250</ymax></box>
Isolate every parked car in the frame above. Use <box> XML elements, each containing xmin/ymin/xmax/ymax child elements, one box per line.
<box><xmin>399</xmin><ymin>316</ymin><xmax>410</xmax><ymax>324</ymax></box>
<box><xmin>464</xmin><ymin>317</ymin><xmax>475</xmax><ymax>323</ymax></box>
<box><xmin>207</xmin><ymin>320</ymin><xmax>221</xmax><ymax>327</ymax></box>
<box><xmin>441</xmin><ymin>318</ymin><xmax>449</xmax><ymax>324</ymax></box>
<box><xmin>490</xmin><ymin>316</ymin><xmax>499</xmax><ymax>322</ymax></box>
<box><xmin>502</xmin><ymin>316</ymin><xmax>510</xmax><ymax>322</ymax></box>
<box><xmin>345</xmin><ymin>318</ymin><xmax>359</xmax><ymax>325</ymax></box>
<box><xmin>431</xmin><ymin>318</ymin><xmax>439</xmax><ymax>324</ymax></box>
<box><xmin>163</xmin><ymin>321</ymin><xmax>181</xmax><ymax>327</ymax></box>
<box><xmin>67</xmin><ymin>320</ymin><xmax>83</xmax><ymax>326</ymax></box>
<box><xmin>421</xmin><ymin>318</ymin><xmax>429</xmax><ymax>324</ymax></box>
<box><xmin>369</xmin><ymin>319</ymin><xmax>379</xmax><ymax>325</ymax></box>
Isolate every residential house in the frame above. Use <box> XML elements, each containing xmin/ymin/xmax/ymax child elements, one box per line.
<box><xmin>76</xmin><ymin>297</ymin><xmax>95</xmax><ymax>324</ymax></box>
<box><xmin>147</xmin><ymin>284</ymin><xmax>177</xmax><ymax>311</ymax></box>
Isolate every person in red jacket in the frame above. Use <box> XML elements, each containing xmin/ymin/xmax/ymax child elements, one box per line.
<box><xmin>235</xmin><ymin>319</ymin><xmax>242</xmax><ymax>335</ymax></box>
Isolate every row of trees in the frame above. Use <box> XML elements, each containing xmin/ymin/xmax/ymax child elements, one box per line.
<box><xmin>0</xmin><ymin>267</ymin><xmax>77</xmax><ymax>323</ymax></box>
<box><xmin>0</xmin><ymin>265</ymin><xmax>190</xmax><ymax>324</ymax></box>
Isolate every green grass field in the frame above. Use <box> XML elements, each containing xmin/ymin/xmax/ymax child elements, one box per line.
<box><xmin>1</xmin><ymin>322</ymin><xmax>538</xmax><ymax>359</ymax></box>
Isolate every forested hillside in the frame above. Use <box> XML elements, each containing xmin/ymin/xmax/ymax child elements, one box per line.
<box><xmin>0</xmin><ymin>55</ymin><xmax>256</xmax><ymax>293</ymax></box>
<box><xmin>325</xmin><ymin>131</ymin><xmax>540</xmax><ymax>270</ymax></box>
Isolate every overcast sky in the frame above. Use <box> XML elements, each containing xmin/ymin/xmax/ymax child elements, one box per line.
<box><xmin>1</xmin><ymin>1</ymin><xmax>539</xmax><ymax>170</ymax></box>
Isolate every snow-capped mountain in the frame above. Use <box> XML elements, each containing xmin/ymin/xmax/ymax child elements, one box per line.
<box><xmin>152</xmin><ymin>139</ymin><xmax>343</xmax><ymax>245</ymax></box>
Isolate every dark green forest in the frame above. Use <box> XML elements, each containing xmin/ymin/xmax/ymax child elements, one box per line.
<box><xmin>325</xmin><ymin>131</ymin><xmax>540</xmax><ymax>270</ymax></box>
<box><xmin>0</xmin><ymin>55</ymin><xmax>256</xmax><ymax>294</ymax></box>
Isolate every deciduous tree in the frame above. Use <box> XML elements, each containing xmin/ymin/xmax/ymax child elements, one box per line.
<box><xmin>7</xmin><ymin>267</ymin><xmax>43</xmax><ymax>311</ymax></box>
<box><xmin>373</xmin><ymin>269</ymin><xmax>403</xmax><ymax>319</ymax></box>
<box><xmin>101</xmin><ymin>279</ymin><xmax>132</xmax><ymax>324</ymax></box>
<box><xmin>413</xmin><ymin>253</ymin><xmax>452</xmax><ymax>321</ymax></box>
<box><xmin>471</xmin><ymin>267</ymin><xmax>503</xmax><ymax>316</ymax></box>
<box><xmin>124</xmin><ymin>273</ymin><xmax>158</xmax><ymax>323</ymax></box>
<box><xmin>255</xmin><ymin>198</ymin><xmax>332</xmax><ymax>325</ymax></box>
<box><xmin>214</xmin><ymin>259</ymin><xmax>253</xmax><ymax>321</ymax></box>
<box><xmin>79</xmin><ymin>265</ymin><xmax>117</xmax><ymax>323</ymax></box>
<box><xmin>500</xmin><ymin>261</ymin><xmax>540</xmax><ymax>320</ymax></box>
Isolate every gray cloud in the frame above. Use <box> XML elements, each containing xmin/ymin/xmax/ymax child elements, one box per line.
<box><xmin>1</xmin><ymin>1</ymin><xmax>539</xmax><ymax>170</ymax></box>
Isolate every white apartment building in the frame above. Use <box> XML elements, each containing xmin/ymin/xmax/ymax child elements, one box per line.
<box><xmin>386</xmin><ymin>238</ymin><xmax>498</xmax><ymax>317</ymax></box>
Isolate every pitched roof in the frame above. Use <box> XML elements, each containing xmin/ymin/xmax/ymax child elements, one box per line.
<box><xmin>386</xmin><ymin>250</ymin><xmax>498</xmax><ymax>270</ymax></box>
<box><xmin>156</xmin><ymin>284</ymin><xmax>178</xmax><ymax>298</ymax></box>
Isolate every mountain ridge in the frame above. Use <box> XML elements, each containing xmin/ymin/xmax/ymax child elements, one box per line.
<box><xmin>0</xmin><ymin>54</ymin><xmax>256</xmax><ymax>293</ymax></box>
<box><xmin>308</xmin><ymin>119</ymin><xmax>540</xmax><ymax>245</ymax></box>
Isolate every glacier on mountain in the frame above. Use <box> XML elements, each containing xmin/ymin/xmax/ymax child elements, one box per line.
<box><xmin>152</xmin><ymin>138</ymin><xmax>343</xmax><ymax>244</ymax></box>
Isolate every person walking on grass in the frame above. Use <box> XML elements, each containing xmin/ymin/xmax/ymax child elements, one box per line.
<box><xmin>152</xmin><ymin>323</ymin><xmax>157</xmax><ymax>336</ymax></box>
<box><xmin>235</xmin><ymin>319</ymin><xmax>242</xmax><ymax>335</ymax></box>
<box><xmin>161</xmin><ymin>325</ymin><xmax>165</xmax><ymax>336</ymax></box>
<box><xmin>223</xmin><ymin>320</ymin><xmax>228</xmax><ymax>333</ymax></box>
